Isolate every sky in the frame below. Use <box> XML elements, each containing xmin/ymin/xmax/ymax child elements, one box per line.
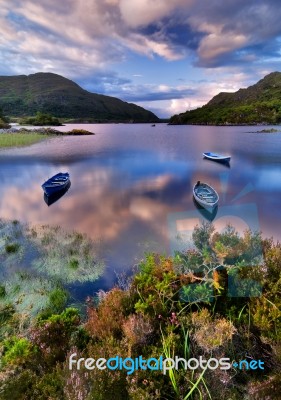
<box><xmin>1</xmin><ymin>0</ymin><xmax>281</xmax><ymax>118</ymax></box>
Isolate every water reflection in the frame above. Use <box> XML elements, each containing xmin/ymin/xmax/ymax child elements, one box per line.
<box><xmin>203</xmin><ymin>157</ymin><xmax>231</xmax><ymax>169</ymax></box>
<box><xmin>193</xmin><ymin>198</ymin><xmax>218</xmax><ymax>222</ymax></box>
<box><xmin>1</xmin><ymin>124</ymin><xmax>281</xmax><ymax>297</ymax></box>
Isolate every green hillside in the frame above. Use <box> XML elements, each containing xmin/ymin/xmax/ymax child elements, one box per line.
<box><xmin>0</xmin><ymin>72</ymin><xmax>159</xmax><ymax>123</ymax></box>
<box><xmin>170</xmin><ymin>72</ymin><xmax>281</xmax><ymax>125</ymax></box>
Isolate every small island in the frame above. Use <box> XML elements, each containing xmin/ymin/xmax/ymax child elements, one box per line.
<box><xmin>256</xmin><ymin>128</ymin><xmax>279</xmax><ymax>133</ymax></box>
<box><xmin>246</xmin><ymin>128</ymin><xmax>280</xmax><ymax>133</ymax></box>
<box><xmin>19</xmin><ymin>112</ymin><xmax>62</xmax><ymax>126</ymax></box>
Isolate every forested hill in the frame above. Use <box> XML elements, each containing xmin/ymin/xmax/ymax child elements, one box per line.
<box><xmin>0</xmin><ymin>72</ymin><xmax>159</xmax><ymax>123</ymax></box>
<box><xmin>170</xmin><ymin>72</ymin><xmax>281</xmax><ymax>125</ymax></box>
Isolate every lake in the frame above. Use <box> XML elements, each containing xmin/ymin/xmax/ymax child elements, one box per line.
<box><xmin>1</xmin><ymin>123</ymin><xmax>281</xmax><ymax>297</ymax></box>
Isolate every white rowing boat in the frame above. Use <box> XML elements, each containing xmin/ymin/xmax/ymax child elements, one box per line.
<box><xmin>193</xmin><ymin>181</ymin><xmax>219</xmax><ymax>210</ymax></box>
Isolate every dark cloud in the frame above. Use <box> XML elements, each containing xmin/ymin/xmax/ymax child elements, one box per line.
<box><xmin>196</xmin><ymin>37</ymin><xmax>281</xmax><ymax>69</ymax></box>
<box><xmin>188</xmin><ymin>0</ymin><xmax>281</xmax><ymax>66</ymax></box>
<box><xmin>118</xmin><ymin>88</ymin><xmax>195</xmax><ymax>102</ymax></box>
<box><xmin>138</xmin><ymin>16</ymin><xmax>204</xmax><ymax>51</ymax></box>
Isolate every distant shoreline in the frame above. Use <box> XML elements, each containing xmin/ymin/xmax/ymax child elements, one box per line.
<box><xmin>168</xmin><ymin>122</ymin><xmax>281</xmax><ymax>126</ymax></box>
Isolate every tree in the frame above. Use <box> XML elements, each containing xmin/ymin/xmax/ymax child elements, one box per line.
<box><xmin>0</xmin><ymin>107</ymin><xmax>10</xmax><ymax>128</ymax></box>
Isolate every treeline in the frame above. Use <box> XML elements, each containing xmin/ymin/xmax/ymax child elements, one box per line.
<box><xmin>20</xmin><ymin>112</ymin><xmax>62</xmax><ymax>126</ymax></box>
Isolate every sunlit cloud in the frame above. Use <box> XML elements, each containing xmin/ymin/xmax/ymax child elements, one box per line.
<box><xmin>133</xmin><ymin>71</ymin><xmax>252</xmax><ymax>117</ymax></box>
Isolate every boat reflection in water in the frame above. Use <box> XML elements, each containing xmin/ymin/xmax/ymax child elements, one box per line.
<box><xmin>193</xmin><ymin>198</ymin><xmax>218</xmax><ymax>222</ymax></box>
<box><xmin>203</xmin><ymin>157</ymin><xmax>230</xmax><ymax>169</ymax></box>
<box><xmin>44</xmin><ymin>181</ymin><xmax>71</xmax><ymax>206</ymax></box>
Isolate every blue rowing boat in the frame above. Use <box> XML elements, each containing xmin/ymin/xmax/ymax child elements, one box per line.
<box><xmin>42</xmin><ymin>172</ymin><xmax>70</xmax><ymax>196</ymax></box>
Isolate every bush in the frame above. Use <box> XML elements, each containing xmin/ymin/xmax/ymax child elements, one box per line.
<box><xmin>48</xmin><ymin>287</ymin><xmax>69</xmax><ymax>313</ymax></box>
<box><xmin>31</xmin><ymin>308</ymin><xmax>80</xmax><ymax>366</ymax></box>
<box><xmin>1</xmin><ymin>337</ymin><xmax>36</xmax><ymax>367</ymax></box>
<box><xmin>21</xmin><ymin>112</ymin><xmax>61</xmax><ymax>126</ymax></box>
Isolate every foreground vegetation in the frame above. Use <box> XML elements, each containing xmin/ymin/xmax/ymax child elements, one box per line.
<box><xmin>0</xmin><ymin>221</ymin><xmax>280</xmax><ymax>399</ymax></box>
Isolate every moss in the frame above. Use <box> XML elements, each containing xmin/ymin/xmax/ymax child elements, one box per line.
<box><xmin>0</xmin><ymin>285</ymin><xmax>6</xmax><ymax>298</ymax></box>
<box><xmin>69</xmin><ymin>258</ymin><xmax>79</xmax><ymax>269</ymax></box>
<box><xmin>5</xmin><ymin>243</ymin><xmax>20</xmax><ymax>253</ymax></box>
<box><xmin>48</xmin><ymin>287</ymin><xmax>69</xmax><ymax>313</ymax></box>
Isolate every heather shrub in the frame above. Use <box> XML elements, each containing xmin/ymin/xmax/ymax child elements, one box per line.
<box><xmin>133</xmin><ymin>254</ymin><xmax>179</xmax><ymax>316</ymax></box>
<box><xmin>30</xmin><ymin>369</ymin><xmax>64</xmax><ymax>400</ymax></box>
<box><xmin>122</xmin><ymin>314</ymin><xmax>154</xmax><ymax>355</ymax></box>
<box><xmin>0</xmin><ymin>369</ymin><xmax>38</xmax><ymax>400</ymax></box>
<box><xmin>84</xmin><ymin>340</ymin><xmax>130</xmax><ymax>399</ymax></box>
<box><xmin>30</xmin><ymin>308</ymin><xmax>80</xmax><ymax>367</ymax></box>
<box><xmin>191</xmin><ymin>309</ymin><xmax>236</xmax><ymax>352</ymax></box>
<box><xmin>64</xmin><ymin>348</ymin><xmax>90</xmax><ymax>400</ymax></box>
<box><xmin>85</xmin><ymin>288</ymin><xmax>127</xmax><ymax>340</ymax></box>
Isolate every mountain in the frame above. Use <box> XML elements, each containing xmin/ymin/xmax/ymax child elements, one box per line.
<box><xmin>0</xmin><ymin>72</ymin><xmax>159</xmax><ymax>123</ymax></box>
<box><xmin>170</xmin><ymin>72</ymin><xmax>281</xmax><ymax>125</ymax></box>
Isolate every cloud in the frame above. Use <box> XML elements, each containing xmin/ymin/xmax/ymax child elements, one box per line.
<box><xmin>119</xmin><ymin>0</ymin><xmax>194</xmax><ymax>28</ymax></box>
<box><xmin>145</xmin><ymin>70</ymin><xmax>253</xmax><ymax>117</ymax></box>
<box><xmin>112</xmin><ymin>84</ymin><xmax>195</xmax><ymax>102</ymax></box>
<box><xmin>198</xmin><ymin>33</ymin><xmax>249</xmax><ymax>63</ymax></box>
<box><xmin>1</xmin><ymin>0</ymin><xmax>281</xmax><ymax>117</ymax></box>
<box><xmin>1</xmin><ymin>0</ymin><xmax>281</xmax><ymax>76</ymax></box>
<box><xmin>188</xmin><ymin>0</ymin><xmax>281</xmax><ymax>66</ymax></box>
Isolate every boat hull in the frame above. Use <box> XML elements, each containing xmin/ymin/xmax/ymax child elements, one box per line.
<box><xmin>203</xmin><ymin>152</ymin><xmax>231</xmax><ymax>162</ymax></box>
<box><xmin>42</xmin><ymin>172</ymin><xmax>70</xmax><ymax>197</ymax></box>
<box><xmin>44</xmin><ymin>181</ymin><xmax>71</xmax><ymax>206</ymax></box>
<box><xmin>193</xmin><ymin>182</ymin><xmax>219</xmax><ymax>210</ymax></box>
<box><xmin>194</xmin><ymin>196</ymin><xmax>217</xmax><ymax>210</ymax></box>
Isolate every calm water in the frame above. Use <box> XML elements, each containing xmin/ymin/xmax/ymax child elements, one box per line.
<box><xmin>1</xmin><ymin>124</ymin><xmax>281</xmax><ymax>295</ymax></box>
